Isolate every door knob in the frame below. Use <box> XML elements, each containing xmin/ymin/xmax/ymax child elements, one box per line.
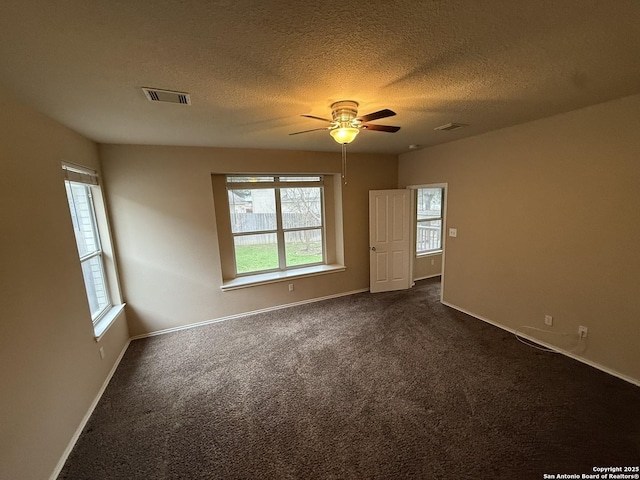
<box><xmin>371</xmin><ymin>246</ymin><xmax>376</xmax><ymax>251</ymax></box>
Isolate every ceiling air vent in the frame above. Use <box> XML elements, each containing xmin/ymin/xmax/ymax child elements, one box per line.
<box><xmin>434</xmin><ymin>122</ymin><xmax>467</xmax><ymax>131</ymax></box>
<box><xmin>142</xmin><ymin>87</ymin><xmax>191</xmax><ymax>105</ymax></box>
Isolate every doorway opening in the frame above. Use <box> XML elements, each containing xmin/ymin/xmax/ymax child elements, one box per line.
<box><xmin>409</xmin><ymin>183</ymin><xmax>448</xmax><ymax>301</ymax></box>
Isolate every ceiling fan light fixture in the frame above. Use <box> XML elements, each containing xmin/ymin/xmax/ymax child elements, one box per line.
<box><xmin>330</xmin><ymin>127</ymin><xmax>359</xmax><ymax>144</ymax></box>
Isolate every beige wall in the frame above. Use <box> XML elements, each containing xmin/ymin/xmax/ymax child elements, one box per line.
<box><xmin>399</xmin><ymin>94</ymin><xmax>640</xmax><ymax>383</ymax></box>
<box><xmin>414</xmin><ymin>253</ymin><xmax>443</xmax><ymax>280</ymax></box>
<box><xmin>0</xmin><ymin>91</ymin><xmax>129</xmax><ymax>479</ymax></box>
<box><xmin>99</xmin><ymin>144</ymin><xmax>398</xmax><ymax>337</ymax></box>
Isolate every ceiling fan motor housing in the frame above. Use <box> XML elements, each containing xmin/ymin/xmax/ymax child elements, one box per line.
<box><xmin>331</xmin><ymin>100</ymin><xmax>359</xmax><ymax>126</ymax></box>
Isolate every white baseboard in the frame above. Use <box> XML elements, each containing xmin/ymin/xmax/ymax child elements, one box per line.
<box><xmin>413</xmin><ymin>273</ymin><xmax>442</xmax><ymax>282</ymax></box>
<box><xmin>131</xmin><ymin>288</ymin><xmax>370</xmax><ymax>340</ymax></box>
<box><xmin>442</xmin><ymin>300</ymin><xmax>640</xmax><ymax>388</ymax></box>
<box><xmin>49</xmin><ymin>339</ymin><xmax>131</xmax><ymax>480</ymax></box>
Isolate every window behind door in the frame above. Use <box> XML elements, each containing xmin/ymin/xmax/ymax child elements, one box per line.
<box><xmin>416</xmin><ymin>187</ymin><xmax>443</xmax><ymax>255</ymax></box>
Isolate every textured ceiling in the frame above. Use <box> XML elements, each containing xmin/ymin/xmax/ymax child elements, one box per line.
<box><xmin>1</xmin><ymin>0</ymin><xmax>639</xmax><ymax>154</ymax></box>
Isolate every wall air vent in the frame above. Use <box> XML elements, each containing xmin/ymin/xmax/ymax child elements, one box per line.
<box><xmin>434</xmin><ymin>122</ymin><xmax>467</xmax><ymax>131</ymax></box>
<box><xmin>142</xmin><ymin>87</ymin><xmax>191</xmax><ymax>105</ymax></box>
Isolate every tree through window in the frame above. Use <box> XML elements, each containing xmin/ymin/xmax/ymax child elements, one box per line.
<box><xmin>226</xmin><ymin>176</ymin><xmax>325</xmax><ymax>275</ymax></box>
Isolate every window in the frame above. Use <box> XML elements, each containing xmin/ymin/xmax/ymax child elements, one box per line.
<box><xmin>63</xmin><ymin>164</ymin><xmax>114</xmax><ymax>326</ymax></box>
<box><xmin>416</xmin><ymin>187</ymin><xmax>443</xmax><ymax>255</ymax></box>
<box><xmin>226</xmin><ymin>175</ymin><xmax>325</xmax><ymax>275</ymax></box>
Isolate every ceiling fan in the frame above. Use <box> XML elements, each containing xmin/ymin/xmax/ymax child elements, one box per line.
<box><xmin>290</xmin><ymin>100</ymin><xmax>401</xmax><ymax>144</ymax></box>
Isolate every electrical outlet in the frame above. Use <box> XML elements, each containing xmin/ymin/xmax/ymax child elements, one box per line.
<box><xmin>578</xmin><ymin>326</ymin><xmax>588</xmax><ymax>338</ymax></box>
<box><xmin>288</xmin><ymin>283</ymin><xmax>294</xmax><ymax>292</ymax></box>
<box><xmin>544</xmin><ymin>315</ymin><xmax>553</xmax><ymax>326</ymax></box>
<box><xmin>448</xmin><ymin>228</ymin><xmax>457</xmax><ymax>237</ymax></box>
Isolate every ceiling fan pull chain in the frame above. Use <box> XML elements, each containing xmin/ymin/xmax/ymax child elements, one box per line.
<box><xmin>342</xmin><ymin>142</ymin><xmax>348</xmax><ymax>185</ymax></box>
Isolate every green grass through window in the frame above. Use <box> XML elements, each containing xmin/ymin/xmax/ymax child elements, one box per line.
<box><xmin>235</xmin><ymin>242</ymin><xmax>322</xmax><ymax>274</ymax></box>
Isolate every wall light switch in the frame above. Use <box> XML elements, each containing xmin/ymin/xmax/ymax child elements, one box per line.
<box><xmin>449</xmin><ymin>228</ymin><xmax>457</xmax><ymax>237</ymax></box>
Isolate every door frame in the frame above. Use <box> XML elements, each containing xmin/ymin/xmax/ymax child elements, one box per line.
<box><xmin>406</xmin><ymin>182</ymin><xmax>448</xmax><ymax>303</ymax></box>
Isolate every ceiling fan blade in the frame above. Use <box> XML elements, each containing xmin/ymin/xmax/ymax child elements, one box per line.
<box><xmin>301</xmin><ymin>114</ymin><xmax>333</xmax><ymax>123</ymax></box>
<box><xmin>289</xmin><ymin>127</ymin><xmax>329</xmax><ymax>136</ymax></box>
<box><xmin>357</xmin><ymin>109</ymin><xmax>396</xmax><ymax>123</ymax></box>
<box><xmin>363</xmin><ymin>124</ymin><xmax>401</xmax><ymax>133</ymax></box>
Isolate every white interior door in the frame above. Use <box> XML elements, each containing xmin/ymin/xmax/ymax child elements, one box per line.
<box><xmin>369</xmin><ymin>189</ymin><xmax>412</xmax><ymax>293</ymax></box>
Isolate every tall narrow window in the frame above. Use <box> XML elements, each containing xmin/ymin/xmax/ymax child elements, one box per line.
<box><xmin>416</xmin><ymin>187</ymin><xmax>443</xmax><ymax>255</ymax></box>
<box><xmin>63</xmin><ymin>166</ymin><xmax>112</xmax><ymax>324</ymax></box>
<box><xmin>226</xmin><ymin>175</ymin><xmax>325</xmax><ymax>276</ymax></box>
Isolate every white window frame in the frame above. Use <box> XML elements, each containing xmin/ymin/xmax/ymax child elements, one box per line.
<box><xmin>62</xmin><ymin>163</ymin><xmax>124</xmax><ymax>339</ymax></box>
<box><xmin>415</xmin><ymin>186</ymin><xmax>444</xmax><ymax>256</ymax></box>
<box><xmin>226</xmin><ymin>175</ymin><xmax>326</xmax><ymax>277</ymax></box>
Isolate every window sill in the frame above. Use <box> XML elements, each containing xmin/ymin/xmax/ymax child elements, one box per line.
<box><xmin>416</xmin><ymin>250</ymin><xmax>442</xmax><ymax>258</ymax></box>
<box><xmin>221</xmin><ymin>264</ymin><xmax>346</xmax><ymax>291</ymax></box>
<box><xmin>94</xmin><ymin>303</ymin><xmax>126</xmax><ymax>342</ymax></box>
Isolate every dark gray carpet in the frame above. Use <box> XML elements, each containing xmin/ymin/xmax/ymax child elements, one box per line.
<box><xmin>59</xmin><ymin>279</ymin><xmax>640</xmax><ymax>479</ymax></box>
